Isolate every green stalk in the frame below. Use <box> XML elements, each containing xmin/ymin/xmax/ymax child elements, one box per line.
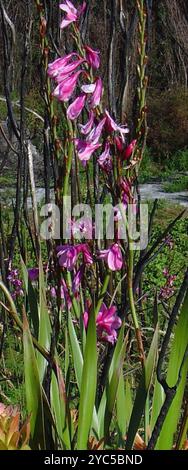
<box><xmin>127</xmin><ymin>248</ymin><xmax>139</xmax><ymax>331</ymax></box>
<box><xmin>66</xmin><ymin>271</ymin><xmax>80</xmax><ymax>319</ymax></box>
<box><xmin>94</xmin><ymin>272</ymin><xmax>111</xmax><ymax>318</ymax></box>
<box><xmin>63</xmin><ymin>119</ymin><xmax>74</xmax><ymax>198</ymax></box>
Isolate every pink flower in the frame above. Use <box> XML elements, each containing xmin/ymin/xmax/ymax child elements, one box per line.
<box><xmin>81</xmin><ymin>244</ymin><xmax>93</xmax><ymax>264</ymax></box>
<box><xmin>75</xmin><ymin>115</ymin><xmax>106</xmax><ymax>164</ymax></box>
<box><xmin>50</xmin><ymin>280</ymin><xmax>73</xmax><ymax>309</ymax></box>
<box><xmin>57</xmin><ymin>245</ymin><xmax>78</xmax><ymax>271</ymax></box>
<box><xmin>84</xmin><ymin>303</ymin><xmax>122</xmax><ymax>344</ymax></box>
<box><xmin>114</xmin><ymin>136</ymin><xmax>124</xmax><ymax>153</ymax></box>
<box><xmin>55</xmin><ymin>59</ymin><xmax>85</xmax><ymax>83</ymax></box>
<box><xmin>47</xmin><ymin>53</ymin><xmax>79</xmax><ymax>78</ymax></box>
<box><xmin>105</xmin><ymin>110</ymin><xmax>129</xmax><ymax>141</ymax></box>
<box><xmin>83</xmin><ymin>310</ymin><xmax>89</xmax><ymax>328</ymax></box>
<box><xmin>81</xmin><ymin>83</ymin><xmax>96</xmax><ymax>94</ymax></box>
<box><xmin>120</xmin><ymin>177</ymin><xmax>132</xmax><ymax>207</ymax></box>
<box><xmin>57</xmin><ymin>243</ymin><xmax>93</xmax><ymax>270</ymax></box>
<box><xmin>79</xmin><ymin>110</ymin><xmax>95</xmax><ymax>135</ymax></box>
<box><xmin>89</xmin><ymin>78</ymin><xmax>103</xmax><ymax>108</ymax></box>
<box><xmin>60</xmin><ymin>1</ymin><xmax>86</xmax><ymax>29</ymax></box>
<box><xmin>50</xmin><ymin>287</ymin><xmax>57</xmax><ymax>298</ymax></box>
<box><xmin>76</xmin><ymin>243</ymin><xmax>93</xmax><ymax>264</ymax></box>
<box><xmin>98</xmin><ymin>243</ymin><xmax>123</xmax><ymax>271</ymax></box>
<box><xmin>75</xmin><ymin>139</ymin><xmax>101</xmax><ymax>163</ymax></box>
<box><xmin>72</xmin><ymin>217</ymin><xmax>93</xmax><ymax>239</ymax></box>
<box><xmin>98</xmin><ymin>142</ymin><xmax>112</xmax><ymax>173</ymax></box>
<box><xmin>97</xmin><ymin>303</ymin><xmax>122</xmax><ymax>344</ymax></box>
<box><xmin>123</xmin><ymin>139</ymin><xmax>137</xmax><ymax>160</ymax></box>
<box><xmin>52</xmin><ymin>70</ymin><xmax>83</xmax><ymax>102</ymax></box>
<box><xmin>87</xmin><ymin>117</ymin><xmax>106</xmax><ymax>144</ymax></box>
<box><xmin>72</xmin><ymin>265</ymin><xmax>84</xmax><ymax>293</ymax></box>
<box><xmin>67</xmin><ymin>94</ymin><xmax>86</xmax><ymax>120</ymax></box>
<box><xmin>84</xmin><ymin>45</ymin><xmax>100</xmax><ymax>69</ymax></box>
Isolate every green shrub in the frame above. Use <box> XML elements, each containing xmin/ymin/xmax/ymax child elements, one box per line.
<box><xmin>147</xmin><ymin>88</ymin><xmax>188</xmax><ymax>161</ymax></box>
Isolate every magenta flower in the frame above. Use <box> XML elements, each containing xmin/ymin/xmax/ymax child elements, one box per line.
<box><xmin>98</xmin><ymin>243</ymin><xmax>123</xmax><ymax>271</ymax></box>
<box><xmin>75</xmin><ymin>139</ymin><xmax>101</xmax><ymax>163</ymax></box>
<box><xmin>98</xmin><ymin>142</ymin><xmax>112</xmax><ymax>173</ymax></box>
<box><xmin>87</xmin><ymin>117</ymin><xmax>106</xmax><ymax>144</ymax></box>
<box><xmin>96</xmin><ymin>303</ymin><xmax>122</xmax><ymax>344</ymax></box>
<box><xmin>105</xmin><ymin>110</ymin><xmax>129</xmax><ymax>140</ymax></box>
<box><xmin>55</xmin><ymin>59</ymin><xmax>85</xmax><ymax>83</ymax></box>
<box><xmin>67</xmin><ymin>94</ymin><xmax>86</xmax><ymax>120</ymax></box>
<box><xmin>84</xmin><ymin>303</ymin><xmax>122</xmax><ymax>344</ymax></box>
<box><xmin>28</xmin><ymin>267</ymin><xmax>39</xmax><ymax>282</ymax></box>
<box><xmin>57</xmin><ymin>243</ymin><xmax>93</xmax><ymax>270</ymax></box>
<box><xmin>48</xmin><ymin>53</ymin><xmax>81</xmax><ymax>79</ymax></box>
<box><xmin>114</xmin><ymin>136</ymin><xmax>124</xmax><ymax>153</ymax></box>
<box><xmin>79</xmin><ymin>110</ymin><xmax>95</xmax><ymax>135</ymax></box>
<box><xmin>72</xmin><ymin>265</ymin><xmax>84</xmax><ymax>293</ymax></box>
<box><xmin>57</xmin><ymin>245</ymin><xmax>78</xmax><ymax>271</ymax></box>
<box><xmin>84</xmin><ymin>45</ymin><xmax>100</xmax><ymax>69</ymax></box>
<box><xmin>60</xmin><ymin>1</ymin><xmax>86</xmax><ymax>29</ymax></box>
<box><xmin>83</xmin><ymin>310</ymin><xmax>89</xmax><ymax>329</ymax></box>
<box><xmin>123</xmin><ymin>139</ymin><xmax>137</xmax><ymax>160</ymax></box>
<box><xmin>50</xmin><ymin>280</ymin><xmax>73</xmax><ymax>309</ymax></box>
<box><xmin>72</xmin><ymin>217</ymin><xmax>93</xmax><ymax>239</ymax></box>
<box><xmin>78</xmin><ymin>244</ymin><xmax>93</xmax><ymax>264</ymax></box>
<box><xmin>75</xmin><ymin>116</ymin><xmax>106</xmax><ymax>164</ymax></box>
<box><xmin>120</xmin><ymin>177</ymin><xmax>132</xmax><ymax>207</ymax></box>
<box><xmin>53</xmin><ymin>70</ymin><xmax>83</xmax><ymax>102</ymax></box>
<box><xmin>89</xmin><ymin>78</ymin><xmax>103</xmax><ymax>108</ymax></box>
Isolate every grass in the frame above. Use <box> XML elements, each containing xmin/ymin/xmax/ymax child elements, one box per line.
<box><xmin>142</xmin><ymin>201</ymin><xmax>188</xmax><ymax>310</ymax></box>
<box><xmin>139</xmin><ymin>147</ymin><xmax>188</xmax><ymax>184</ymax></box>
<box><xmin>163</xmin><ymin>176</ymin><xmax>188</xmax><ymax>193</ymax></box>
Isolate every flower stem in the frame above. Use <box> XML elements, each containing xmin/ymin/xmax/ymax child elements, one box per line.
<box><xmin>94</xmin><ymin>272</ymin><xmax>111</xmax><ymax>318</ymax></box>
<box><xmin>63</xmin><ymin>118</ymin><xmax>74</xmax><ymax>198</ymax></box>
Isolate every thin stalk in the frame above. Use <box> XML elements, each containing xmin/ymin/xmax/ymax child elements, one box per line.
<box><xmin>94</xmin><ymin>272</ymin><xmax>111</xmax><ymax>318</ymax></box>
<box><xmin>63</xmin><ymin>119</ymin><xmax>74</xmax><ymax>198</ymax></box>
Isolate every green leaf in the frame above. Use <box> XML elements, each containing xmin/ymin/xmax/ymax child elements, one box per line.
<box><xmin>68</xmin><ymin>312</ymin><xmax>99</xmax><ymax>437</ymax></box>
<box><xmin>37</xmin><ymin>257</ymin><xmax>52</xmax><ymax>383</ymax></box>
<box><xmin>23</xmin><ymin>310</ymin><xmax>45</xmax><ymax>449</ymax></box>
<box><xmin>150</xmin><ymin>369</ymin><xmax>164</xmax><ymax>432</ymax></box>
<box><xmin>104</xmin><ymin>336</ymin><xmax>127</xmax><ymax>443</ymax></box>
<box><xmin>21</xmin><ymin>258</ymin><xmax>39</xmax><ymax>337</ymax></box>
<box><xmin>126</xmin><ymin>326</ymin><xmax>158</xmax><ymax>449</ymax></box>
<box><xmin>98</xmin><ymin>324</ymin><xmax>125</xmax><ymax>438</ymax></box>
<box><xmin>77</xmin><ymin>309</ymin><xmax>97</xmax><ymax>449</ymax></box>
<box><xmin>117</xmin><ymin>375</ymin><xmax>133</xmax><ymax>439</ymax></box>
<box><xmin>156</xmin><ymin>290</ymin><xmax>188</xmax><ymax>450</ymax></box>
<box><xmin>68</xmin><ymin>312</ymin><xmax>83</xmax><ymax>389</ymax></box>
<box><xmin>50</xmin><ymin>362</ymin><xmax>71</xmax><ymax>450</ymax></box>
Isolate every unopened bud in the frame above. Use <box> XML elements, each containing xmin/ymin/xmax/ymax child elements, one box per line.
<box><xmin>40</xmin><ymin>17</ymin><xmax>47</xmax><ymax>38</ymax></box>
